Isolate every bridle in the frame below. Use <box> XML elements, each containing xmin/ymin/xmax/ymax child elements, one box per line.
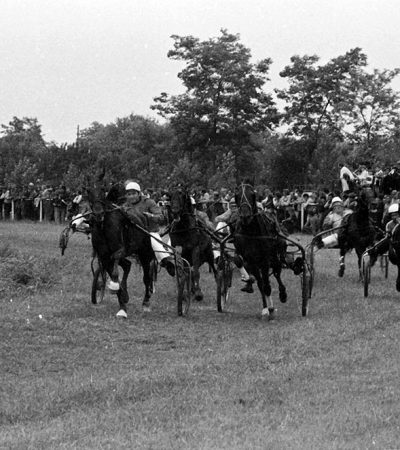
<box><xmin>237</xmin><ymin>183</ymin><xmax>256</xmax><ymax>218</ymax></box>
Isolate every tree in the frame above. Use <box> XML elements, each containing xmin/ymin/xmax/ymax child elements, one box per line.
<box><xmin>0</xmin><ymin>117</ymin><xmax>47</xmax><ymax>184</ymax></box>
<box><xmin>152</xmin><ymin>29</ymin><xmax>279</xmax><ymax>182</ymax></box>
<box><xmin>340</xmin><ymin>67</ymin><xmax>400</xmax><ymax>160</ymax></box>
<box><xmin>276</xmin><ymin>48</ymin><xmax>368</xmax><ymax>162</ymax></box>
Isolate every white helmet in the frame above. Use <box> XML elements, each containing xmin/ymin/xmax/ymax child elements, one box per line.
<box><xmin>331</xmin><ymin>196</ymin><xmax>343</xmax><ymax>206</ymax></box>
<box><xmin>125</xmin><ymin>181</ymin><xmax>141</xmax><ymax>192</ymax></box>
<box><xmin>388</xmin><ymin>203</ymin><xmax>399</xmax><ymax>214</ymax></box>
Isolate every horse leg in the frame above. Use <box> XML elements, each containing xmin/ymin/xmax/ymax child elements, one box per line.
<box><xmin>141</xmin><ymin>255</ymin><xmax>153</xmax><ymax>311</ymax></box>
<box><xmin>192</xmin><ymin>248</ymin><xmax>203</xmax><ymax>301</ymax></box>
<box><xmin>272</xmin><ymin>262</ymin><xmax>287</xmax><ymax>303</ymax></box>
<box><xmin>396</xmin><ymin>265</ymin><xmax>400</xmax><ymax>292</ymax></box>
<box><xmin>338</xmin><ymin>249</ymin><xmax>346</xmax><ymax>277</ymax></box>
<box><xmin>258</xmin><ymin>265</ymin><xmax>275</xmax><ymax>320</ymax></box>
<box><xmin>116</xmin><ymin>258</ymin><xmax>131</xmax><ymax>317</ymax></box>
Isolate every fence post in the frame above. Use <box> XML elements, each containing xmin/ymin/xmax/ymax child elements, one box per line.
<box><xmin>11</xmin><ymin>200</ymin><xmax>14</xmax><ymax>220</ymax></box>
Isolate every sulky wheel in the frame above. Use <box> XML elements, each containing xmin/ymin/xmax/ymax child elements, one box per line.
<box><xmin>308</xmin><ymin>245</ymin><xmax>315</xmax><ymax>297</ymax></box>
<box><xmin>176</xmin><ymin>257</ymin><xmax>191</xmax><ymax>316</ymax></box>
<box><xmin>300</xmin><ymin>268</ymin><xmax>311</xmax><ymax>317</ymax></box>
<box><xmin>216</xmin><ymin>255</ymin><xmax>233</xmax><ymax>313</ymax></box>
<box><xmin>363</xmin><ymin>257</ymin><xmax>371</xmax><ymax>298</ymax></box>
<box><xmin>91</xmin><ymin>267</ymin><xmax>107</xmax><ymax>304</ymax></box>
<box><xmin>149</xmin><ymin>258</ymin><xmax>158</xmax><ymax>294</ymax></box>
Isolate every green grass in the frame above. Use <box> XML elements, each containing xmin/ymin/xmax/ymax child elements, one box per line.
<box><xmin>1</xmin><ymin>221</ymin><xmax>400</xmax><ymax>449</ymax></box>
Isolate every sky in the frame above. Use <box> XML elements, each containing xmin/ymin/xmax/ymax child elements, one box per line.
<box><xmin>1</xmin><ymin>0</ymin><xmax>400</xmax><ymax>144</ymax></box>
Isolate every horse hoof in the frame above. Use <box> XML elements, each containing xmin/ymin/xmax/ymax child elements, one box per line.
<box><xmin>268</xmin><ymin>307</ymin><xmax>276</xmax><ymax>320</ymax></box>
<box><xmin>195</xmin><ymin>292</ymin><xmax>204</xmax><ymax>301</ymax></box>
<box><xmin>338</xmin><ymin>265</ymin><xmax>345</xmax><ymax>277</ymax></box>
<box><xmin>116</xmin><ymin>309</ymin><xmax>127</xmax><ymax>319</ymax></box>
<box><xmin>143</xmin><ymin>305</ymin><xmax>151</xmax><ymax>312</ymax></box>
<box><xmin>240</xmin><ymin>282</ymin><xmax>254</xmax><ymax>293</ymax></box>
<box><xmin>261</xmin><ymin>308</ymin><xmax>269</xmax><ymax>318</ymax></box>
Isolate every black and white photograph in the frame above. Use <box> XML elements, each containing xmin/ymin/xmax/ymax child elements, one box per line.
<box><xmin>1</xmin><ymin>1</ymin><xmax>400</xmax><ymax>448</ymax></box>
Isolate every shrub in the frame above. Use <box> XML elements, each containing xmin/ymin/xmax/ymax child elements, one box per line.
<box><xmin>0</xmin><ymin>249</ymin><xmax>59</xmax><ymax>296</ymax></box>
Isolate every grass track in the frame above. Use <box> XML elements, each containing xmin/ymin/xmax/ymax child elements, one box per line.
<box><xmin>1</xmin><ymin>221</ymin><xmax>400</xmax><ymax>449</ymax></box>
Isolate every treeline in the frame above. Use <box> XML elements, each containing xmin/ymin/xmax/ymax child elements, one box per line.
<box><xmin>1</xmin><ymin>30</ymin><xmax>400</xmax><ymax>192</ymax></box>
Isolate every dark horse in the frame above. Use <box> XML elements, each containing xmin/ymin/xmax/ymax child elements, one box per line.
<box><xmin>169</xmin><ymin>186</ymin><xmax>216</xmax><ymax>301</ymax></box>
<box><xmin>337</xmin><ymin>191</ymin><xmax>378</xmax><ymax>279</ymax></box>
<box><xmin>234</xmin><ymin>183</ymin><xmax>287</xmax><ymax>319</ymax></box>
<box><xmin>87</xmin><ymin>182</ymin><xmax>155</xmax><ymax>318</ymax></box>
<box><xmin>369</xmin><ymin>221</ymin><xmax>400</xmax><ymax>292</ymax></box>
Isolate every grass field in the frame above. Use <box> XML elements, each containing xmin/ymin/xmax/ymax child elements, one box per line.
<box><xmin>1</xmin><ymin>221</ymin><xmax>400</xmax><ymax>449</ymax></box>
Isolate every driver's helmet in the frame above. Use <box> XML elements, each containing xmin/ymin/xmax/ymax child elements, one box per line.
<box><xmin>125</xmin><ymin>181</ymin><xmax>141</xmax><ymax>192</ymax></box>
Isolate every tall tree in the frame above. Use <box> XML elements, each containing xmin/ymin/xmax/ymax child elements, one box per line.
<box><xmin>0</xmin><ymin>117</ymin><xmax>47</xmax><ymax>184</ymax></box>
<box><xmin>152</xmin><ymin>29</ymin><xmax>279</xmax><ymax>181</ymax></box>
<box><xmin>276</xmin><ymin>48</ymin><xmax>368</xmax><ymax>161</ymax></box>
<box><xmin>340</xmin><ymin>67</ymin><xmax>400</xmax><ymax>160</ymax></box>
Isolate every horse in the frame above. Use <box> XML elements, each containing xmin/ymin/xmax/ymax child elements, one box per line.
<box><xmin>368</xmin><ymin>216</ymin><xmax>400</xmax><ymax>292</ymax></box>
<box><xmin>233</xmin><ymin>182</ymin><xmax>288</xmax><ymax>319</ymax></box>
<box><xmin>380</xmin><ymin>170</ymin><xmax>400</xmax><ymax>195</ymax></box>
<box><xmin>337</xmin><ymin>191</ymin><xmax>379</xmax><ymax>280</ymax></box>
<box><xmin>87</xmin><ymin>182</ymin><xmax>155</xmax><ymax>318</ymax></box>
<box><xmin>169</xmin><ymin>186</ymin><xmax>216</xmax><ymax>301</ymax></box>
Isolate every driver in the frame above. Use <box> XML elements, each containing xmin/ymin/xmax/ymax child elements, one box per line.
<box><xmin>369</xmin><ymin>202</ymin><xmax>400</xmax><ymax>266</ymax></box>
<box><xmin>316</xmin><ymin>197</ymin><xmax>353</xmax><ymax>248</ymax></box>
<box><xmin>122</xmin><ymin>181</ymin><xmax>175</xmax><ymax>276</ymax></box>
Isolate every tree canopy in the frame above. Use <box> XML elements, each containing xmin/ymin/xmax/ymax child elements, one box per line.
<box><xmin>1</xmin><ymin>31</ymin><xmax>400</xmax><ymax>192</ymax></box>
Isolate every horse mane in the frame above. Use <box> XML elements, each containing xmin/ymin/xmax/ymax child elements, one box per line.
<box><xmin>173</xmin><ymin>185</ymin><xmax>193</xmax><ymax>214</ymax></box>
<box><xmin>106</xmin><ymin>183</ymin><xmax>125</xmax><ymax>205</ymax></box>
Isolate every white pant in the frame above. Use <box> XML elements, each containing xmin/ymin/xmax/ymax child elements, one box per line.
<box><xmin>71</xmin><ymin>214</ymin><xmax>89</xmax><ymax>229</ymax></box>
<box><xmin>150</xmin><ymin>232</ymin><xmax>171</xmax><ymax>262</ymax></box>
<box><xmin>322</xmin><ymin>233</ymin><xmax>338</xmax><ymax>248</ymax></box>
<box><xmin>213</xmin><ymin>222</ymin><xmax>228</xmax><ymax>259</ymax></box>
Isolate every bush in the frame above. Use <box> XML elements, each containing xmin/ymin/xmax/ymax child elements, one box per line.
<box><xmin>0</xmin><ymin>249</ymin><xmax>59</xmax><ymax>296</ymax></box>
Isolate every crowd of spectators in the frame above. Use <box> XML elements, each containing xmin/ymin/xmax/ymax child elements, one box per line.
<box><xmin>0</xmin><ymin>183</ymin><xmax>87</xmax><ymax>225</ymax></box>
<box><xmin>1</xmin><ymin>162</ymin><xmax>399</xmax><ymax>236</ymax></box>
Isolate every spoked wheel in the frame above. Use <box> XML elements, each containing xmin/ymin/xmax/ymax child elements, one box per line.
<box><xmin>216</xmin><ymin>257</ymin><xmax>233</xmax><ymax>313</ymax></box>
<box><xmin>176</xmin><ymin>257</ymin><xmax>191</xmax><ymax>316</ymax></box>
<box><xmin>307</xmin><ymin>245</ymin><xmax>315</xmax><ymax>299</ymax></box>
<box><xmin>91</xmin><ymin>267</ymin><xmax>107</xmax><ymax>304</ymax></box>
<box><xmin>363</xmin><ymin>257</ymin><xmax>371</xmax><ymax>297</ymax></box>
<box><xmin>300</xmin><ymin>268</ymin><xmax>311</xmax><ymax>317</ymax></box>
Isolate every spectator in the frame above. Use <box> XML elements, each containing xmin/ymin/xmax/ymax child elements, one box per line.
<box><xmin>53</xmin><ymin>185</ymin><xmax>68</xmax><ymax>225</ymax></box>
<box><xmin>2</xmin><ymin>186</ymin><xmax>12</xmax><ymax>220</ymax></box>
<box><xmin>339</xmin><ymin>162</ymin><xmax>355</xmax><ymax>194</ymax></box>
<box><xmin>41</xmin><ymin>185</ymin><xmax>54</xmax><ymax>222</ymax></box>
<box><xmin>303</xmin><ymin>193</ymin><xmax>320</xmax><ymax>235</ymax></box>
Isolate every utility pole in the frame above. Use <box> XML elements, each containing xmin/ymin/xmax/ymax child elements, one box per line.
<box><xmin>76</xmin><ymin>125</ymin><xmax>80</xmax><ymax>150</ymax></box>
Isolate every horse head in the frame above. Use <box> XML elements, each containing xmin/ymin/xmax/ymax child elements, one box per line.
<box><xmin>170</xmin><ymin>186</ymin><xmax>193</xmax><ymax>222</ymax></box>
<box><xmin>353</xmin><ymin>190</ymin><xmax>370</xmax><ymax>224</ymax></box>
<box><xmin>86</xmin><ymin>185</ymin><xmax>108</xmax><ymax>224</ymax></box>
<box><xmin>235</xmin><ymin>183</ymin><xmax>257</xmax><ymax>224</ymax></box>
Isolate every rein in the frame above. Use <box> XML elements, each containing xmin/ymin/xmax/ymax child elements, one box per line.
<box><xmin>169</xmin><ymin>215</ymin><xmax>206</xmax><ymax>235</ymax></box>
